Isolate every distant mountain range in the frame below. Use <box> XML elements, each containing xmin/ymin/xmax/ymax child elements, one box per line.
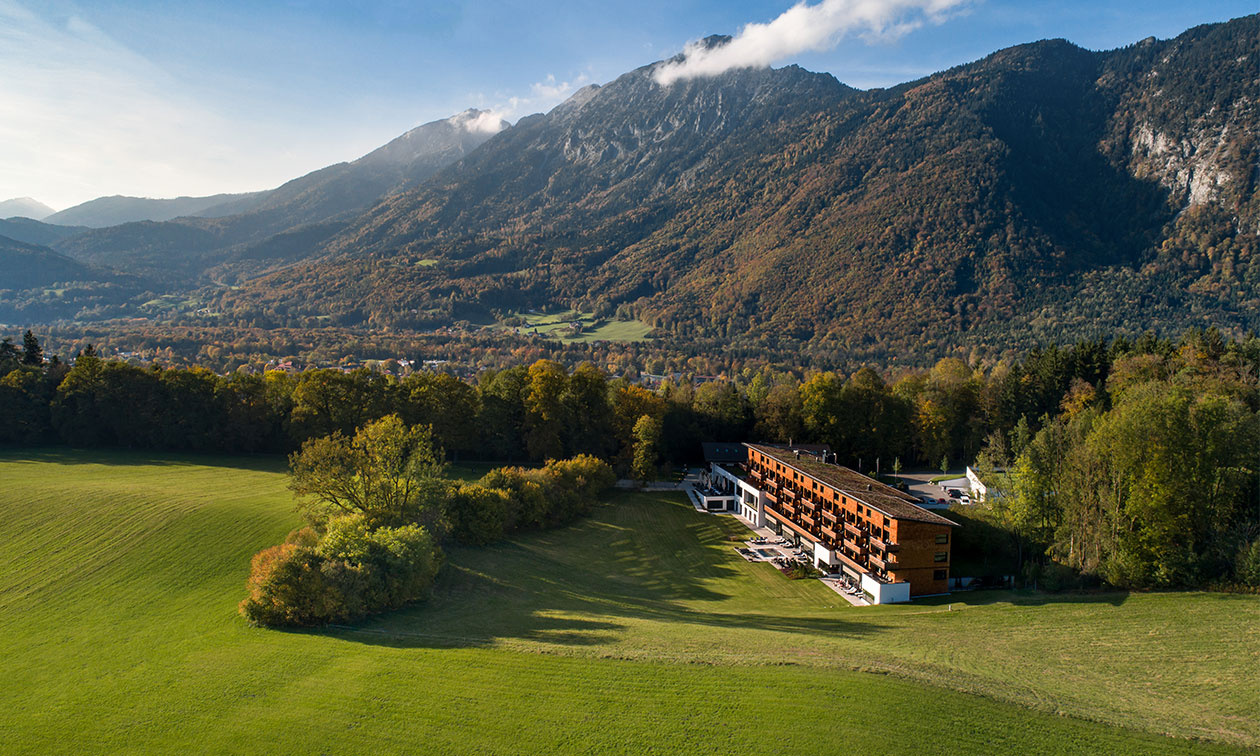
<box><xmin>3</xmin><ymin>16</ymin><xmax>1258</xmax><ymax>359</ymax></box>
<box><xmin>0</xmin><ymin>197</ymin><xmax>55</xmax><ymax>221</ymax></box>
<box><xmin>43</xmin><ymin>193</ymin><xmax>264</xmax><ymax>228</ymax></box>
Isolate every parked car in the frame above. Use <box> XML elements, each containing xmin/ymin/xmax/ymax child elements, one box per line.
<box><xmin>959</xmin><ymin>493</ymin><xmax>972</xmax><ymax>505</ymax></box>
<box><xmin>946</xmin><ymin>488</ymin><xmax>962</xmax><ymax>499</ymax></box>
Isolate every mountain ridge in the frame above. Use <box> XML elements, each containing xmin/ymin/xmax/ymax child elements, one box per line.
<box><xmin>208</xmin><ymin>16</ymin><xmax>1259</xmax><ymax>357</ymax></box>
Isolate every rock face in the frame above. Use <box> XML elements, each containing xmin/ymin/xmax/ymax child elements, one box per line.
<box><xmin>212</xmin><ymin>14</ymin><xmax>1260</xmax><ymax>356</ymax></box>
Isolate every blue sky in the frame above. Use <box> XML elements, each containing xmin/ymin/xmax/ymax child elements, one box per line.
<box><xmin>2</xmin><ymin>0</ymin><xmax>1255</xmax><ymax>209</ymax></box>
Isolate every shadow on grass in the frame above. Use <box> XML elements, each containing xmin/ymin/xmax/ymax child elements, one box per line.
<box><xmin>0</xmin><ymin>445</ymin><xmax>288</xmax><ymax>473</ymax></box>
<box><xmin>912</xmin><ymin>589</ymin><xmax>1131</xmax><ymax>609</ymax></box>
<box><xmin>319</xmin><ymin>493</ymin><xmax>878</xmax><ymax>650</ymax></box>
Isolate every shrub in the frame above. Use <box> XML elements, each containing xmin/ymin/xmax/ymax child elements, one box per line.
<box><xmin>477</xmin><ymin>456</ymin><xmax>616</xmax><ymax>531</ymax></box>
<box><xmin>445</xmin><ymin>483</ymin><xmax>513</xmax><ymax>545</ymax></box>
<box><xmin>240</xmin><ymin>516</ymin><xmax>443</xmax><ymax>627</ymax></box>
<box><xmin>238</xmin><ymin>544</ymin><xmax>349</xmax><ymax>627</ymax></box>
<box><xmin>1236</xmin><ymin>539</ymin><xmax>1260</xmax><ymax>587</ymax></box>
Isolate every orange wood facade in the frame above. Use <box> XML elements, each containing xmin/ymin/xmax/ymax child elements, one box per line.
<box><xmin>745</xmin><ymin>446</ymin><xmax>954</xmax><ymax>597</ymax></box>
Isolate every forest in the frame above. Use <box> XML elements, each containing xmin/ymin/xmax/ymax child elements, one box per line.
<box><xmin>4</xmin><ymin>326</ymin><xmax>1260</xmax><ymax>593</ymax></box>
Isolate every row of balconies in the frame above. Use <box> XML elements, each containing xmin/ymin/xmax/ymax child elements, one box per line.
<box><xmin>754</xmin><ymin>469</ymin><xmax>904</xmax><ymax>568</ymax></box>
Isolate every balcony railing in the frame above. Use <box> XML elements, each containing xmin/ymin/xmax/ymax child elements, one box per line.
<box><xmin>869</xmin><ymin>536</ymin><xmax>898</xmax><ymax>553</ymax></box>
<box><xmin>844</xmin><ymin>537</ymin><xmax>864</xmax><ymax>553</ymax></box>
<box><xmin>821</xmin><ymin>525</ymin><xmax>838</xmax><ymax>541</ymax></box>
<box><xmin>869</xmin><ymin>554</ymin><xmax>887</xmax><ymax>570</ymax></box>
<box><xmin>844</xmin><ymin>521</ymin><xmax>863</xmax><ymax>538</ymax></box>
<box><xmin>822</xmin><ymin>509</ymin><xmax>838</xmax><ymax>523</ymax></box>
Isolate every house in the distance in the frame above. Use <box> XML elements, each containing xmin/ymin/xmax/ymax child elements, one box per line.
<box><xmin>965</xmin><ymin>466</ymin><xmax>1009</xmax><ymax>504</ymax></box>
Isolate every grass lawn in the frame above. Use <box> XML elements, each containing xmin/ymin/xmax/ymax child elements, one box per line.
<box><xmin>0</xmin><ymin>449</ymin><xmax>1255</xmax><ymax>754</ymax></box>
<box><xmin>495</xmin><ymin>309</ymin><xmax>653</xmax><ymax>343</ymax></box>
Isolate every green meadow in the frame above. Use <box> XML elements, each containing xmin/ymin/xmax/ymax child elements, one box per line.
<box><xmin>1</xmin><ymin>449</ymin><xmax>1256</xmax><ymax>754</ymax></box>
<box><xmin>496</xmin><ymin>309</ymin><xmax>654</xmax><ymax>343</ymax></box>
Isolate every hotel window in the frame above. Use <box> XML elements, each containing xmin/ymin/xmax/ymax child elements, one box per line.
<box><xmin>934</xmin><ymin>552</ymin><xmax>948</xmax><ymax>563</ymax></box>
<box><xmin>935</xmin><ymin>534</ymin><xmax>949</xmax><ymax>544</ymax></box>
<box><xmin>933</xmin><ymin>569</ymin><xmax>947</xmax><ymax>580</ymax></box>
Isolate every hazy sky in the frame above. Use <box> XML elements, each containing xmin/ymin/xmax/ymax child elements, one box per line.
<box><xmin>2</xmin><ymin>0</ymin><xmax>1254</xmax><ymax>210</ymax></box>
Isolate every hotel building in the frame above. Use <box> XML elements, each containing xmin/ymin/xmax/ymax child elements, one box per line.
<box><xmin>708</xmin><ymin>443</ymin><xmax>958</xmax><ymax>603</ymax></box>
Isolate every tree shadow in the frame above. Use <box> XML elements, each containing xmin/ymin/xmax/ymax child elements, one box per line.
<box><xmin>317</xmin><ymin>492</ymin><xmax>878</xmax><ymax>650</ymax></box>
<box><xmin>914</xmin><ymin>588</ymin><xmax>1131</xmax><ymax>609</ymax></box>
<box><xmin>0</xmin><ymin>446</ymin><xmax>288</xmax><ymax>472</ymax></box>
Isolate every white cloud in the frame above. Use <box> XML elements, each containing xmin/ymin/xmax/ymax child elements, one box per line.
<box><xmin>472</xmin><ymin>72</ymin><xmax>592</xmax><ymax>124</ymax></box>
<box><xmin>447</xmin><ymin>109</ymin><xmax>510</xmax><ymax>135</ymax></box>
<box><xmin>653</xmin><ymin>0</ymin><xmax>970</xmax><ymax>86</ymax></box>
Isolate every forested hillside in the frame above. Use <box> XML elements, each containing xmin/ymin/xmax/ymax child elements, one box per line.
<box><xmin>210</xmin><ymin>16</ymin><xmax>1259</xmax><ymax>358</ymax></box>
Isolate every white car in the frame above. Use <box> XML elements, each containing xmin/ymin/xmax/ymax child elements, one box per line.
<box><xmin>959</xmin><ymin>493</ymin><xmax>972</xmax><ymax>505</ymax></box>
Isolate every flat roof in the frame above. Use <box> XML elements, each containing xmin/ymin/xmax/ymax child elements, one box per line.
<box><xmin>746</xmin><ymin>443</ymin><xmax>958</xmax><ymax>527</ymax></box>
<box><xmin>701</xmin><ymin>442</ymin><xmax>747</xmax><ymax>464</ymax></box>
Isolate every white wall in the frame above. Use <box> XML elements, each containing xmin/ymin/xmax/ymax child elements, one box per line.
<box><xmin>861</xmin><ymin>574</ymin><xmax>911</xmax><ymax>604</ymax></box>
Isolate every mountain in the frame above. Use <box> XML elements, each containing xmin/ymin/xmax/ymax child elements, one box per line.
<box><xmin>211</xmin><ymin>17</ymin><xmax>1259</xmax><ymax>357</ymax></box>
<box><xmin>0</xmin><ymin>217</ymin><xmax>88</xmax><ymax>248</ymax></box>
<box><xmin>44</xmin><ymin>192</ymin><xmax>264</xmax><ymax>228</ymax></box>
<box><xmin>0</xmin><ymin>235</ymin><xmax>105</xmax><ymax>289</ymax></box>
<box><xmin>0</xmin><ymin>197</ymin><xmax>55</xmax><ymax>221</ymax></box>
<box><xmin>50</xmin><ymin>109</ymin><xmax>510</xmax><ymax>283</ymax></box>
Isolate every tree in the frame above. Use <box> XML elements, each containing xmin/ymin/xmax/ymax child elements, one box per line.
<box><xmin>523</xmin><ymin>359</ymin><xmax>569</xmax><ymax>461</ymax></box>
<box><xmin>400</xmin><ymin>372</ymin><xmax>480</xmax><ymax>457</ymax></box>
<box><xmin>288</xmin><ymin>414</ymin><xmax>447</xmax><ymax>529</ymax></box>
<box><xmin>0</xmin><ymin>337</ymin><xmax>18</xmax><ymax>367</ymax></box>
<box><xmin>563</xmin><ymin>363</ymin><xmax>614</xmax><ymax>458</ymax></box>
<box><xmin>1237</xmin><ymin>539</ymin><xmax>1260</xmax><ymax>587</ymax></box>
<box><xmin>631</xmin><ymin>414</ymin><xmax>662</xmax><ymax>485</ymax></box>
<box><xmin>21</xmin><ymin>331</ymin><xmax>42</xmax><ymax>366</ymax></box>
<box><xmin>289</xmin><ymin>369</ymin><xmax>391</xmax><ymax>442</ymax></box>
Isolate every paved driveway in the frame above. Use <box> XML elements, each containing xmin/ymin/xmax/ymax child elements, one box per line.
<box><xmin>895</xmin><ymin>470</ymin><xmax>968</xmax><ymax>506</ymax></box>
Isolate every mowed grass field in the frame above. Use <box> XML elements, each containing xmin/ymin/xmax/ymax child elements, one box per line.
<box><xmin>1</xmin><ymin>450</ymin><xmax>1257</xmax><ymax>755</ymax></box>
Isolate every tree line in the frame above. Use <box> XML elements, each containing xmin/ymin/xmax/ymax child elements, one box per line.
<box><xmin>5</xmin><ymin>329</ymin><xmax>1260</xmax><ymax>474</ymax></box>
<box><xmin>7</xmin><ymin>327</ymin><xmax>1260</xmax><ymax>590</ymax></box>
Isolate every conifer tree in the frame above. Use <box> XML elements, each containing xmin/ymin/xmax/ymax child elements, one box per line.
<box><xmin>21</xmin><ymin>331</ymin><xmax>41</xmax><ymax>365</ymax></box>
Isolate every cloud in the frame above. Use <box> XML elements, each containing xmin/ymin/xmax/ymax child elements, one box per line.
<box><xmin>653</xmin><ymin>0</ymin><xmax>970</xmax><ymax>86</ymax></box>
<box><xmin>447</xmin><ymin>109</ymin><xmax>510</xmax><ymax>135</ymax></box>
<box><xmin>472</xmin><ymin>72</ymin><xmax>592</xmax><ymax>125</ymax></box>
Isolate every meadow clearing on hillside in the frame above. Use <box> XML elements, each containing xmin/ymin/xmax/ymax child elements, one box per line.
<box><xmin>0</xmin><ymin>449</ymin><xmax>1254</xmax><ymax>754</ymax></box>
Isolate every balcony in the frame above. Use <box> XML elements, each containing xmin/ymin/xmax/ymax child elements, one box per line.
<box><xmin>844</xmin><ymin>521</ymin><xmax>863</xmax><ymax>538</ymax></box>
<box><xmin>781</xmin><ymin>502</ymin><xmax>796</xmax><ymax>516</ymax></box>
<box><xmin>869</xmin><ymin>554</ymin><xmax>887</xmax><ymax>570</ymax></box>
<box><xmin>820</xmin><ymin>525</ymin><xmax>838</xmax><ymax>541</ymax></box>
<box><xmin>869</xmin><ymin>536</ymin><xmax>898</xmax><ymax>553</ymax></box>
<box><xmin>822</xmin><ymin>509</ymin><xmax>838</xmax><ymax>523</ymax></box>
<box><xmin>801</xmin><ymin>515</ymin><xmax>815</xmax><ymax>529</ymax></box>
<box><xmin>844</xmin><ymin>537</ymin><xmax>864</xmax><ymax>554</ymax></box>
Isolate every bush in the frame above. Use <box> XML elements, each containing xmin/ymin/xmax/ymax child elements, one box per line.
<box><xmin>242</xmin><ymin>453</ymin><xmax>612</xmax><ymax>628</ymax></box>
<box><xmin>1236</xmin><ymin>539</ymin><xmax>1260</xmax><ymax>587</ymax></box>
<box><xmin>240</xmin><ymin>516</ymin><xmax>443</xmax><ymax>627</ymax></box>
<box><xmin>238</xmin><ymin>544</ymin><xmax>350</xmax><ymax>627</ymax></box>
<box><xmin>477</xmin><ymin>455</ymin><xmax>616</xmax><ymax>531</ymax></box>
<box><xmin>445</xmin><ymin>483</ymin><xmax>513</xmax><ymax>545</ymax></box>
